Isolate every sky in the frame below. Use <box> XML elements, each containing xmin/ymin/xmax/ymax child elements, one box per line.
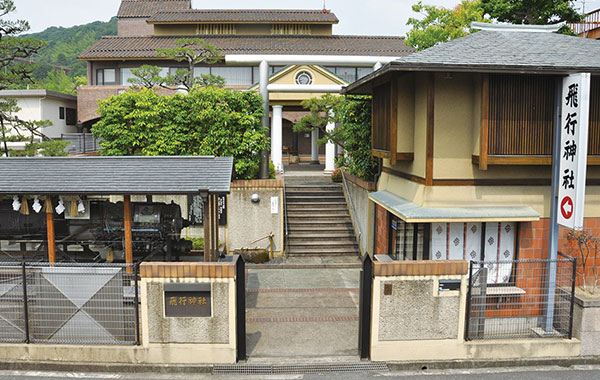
<box><xmin>9</xmin><ymin>0</ymin><xmax>600</xmax><ymax>36</ymax></box>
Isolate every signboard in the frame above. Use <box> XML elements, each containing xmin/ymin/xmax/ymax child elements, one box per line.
<box><xmin>188</xmin><ymin>195</ymin><xmax>227</xmax><ymax>226</ymax></box>
<box><xmin>557</xmin><ymin>73</ymin><xmax>591</xmax><ymax>230</ymax></box>
<box><xmin>270</xmin><ymin>196</ymin><xmax>279</xmax><ymax>214</ymax></box>
<box><xmin>164</xmin><ymin>283</ymin><xmax>211</xmax><ymax>317</ymax></box>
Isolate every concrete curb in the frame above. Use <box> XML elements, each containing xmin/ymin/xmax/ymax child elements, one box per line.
<box><xmin>386</xmin><ymin>356</ymin><xmax>600</xmax><ymax>372</ymax></box>
<box><xmin>247</xmin><ymin>263</ymin><xmax>362</xmax><ymax>269</ymax></box>
<box><xmin>0</xmin><ymin>361</ymin><xmax>213</xmax><ymax>374</ymax></box>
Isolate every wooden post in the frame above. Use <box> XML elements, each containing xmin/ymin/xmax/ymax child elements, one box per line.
<box><xmin>203</xmin><ymin>194</ymin><xmax>210</xmax><ymax>263</ymax></box>
<box><xmin>212</xmin><ymin>195</ymin><xmax>219</xmax><ymax>262</ymax></box>
<box><xmin>46</xmin><ymin>208</ymin><xmax>56</xmax><ymax>263</ymax></box>
<box><xmin>123</xmin><ymin>195</ymin><xmax>133</xmax><ymax>272</ymax></box>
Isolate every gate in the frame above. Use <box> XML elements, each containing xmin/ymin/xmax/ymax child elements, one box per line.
<box><xmin>0</xmin><ymin>262</ymin><xmax>139</xmax><ymax>345</ymax></box>
<box><xmin>465</xmin><ymin>256</ymin><xmax>576</xmax><ymax>340</ymax></box>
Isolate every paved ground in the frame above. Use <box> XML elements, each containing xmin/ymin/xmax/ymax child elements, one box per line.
<box><xmin>2</xmin><ymin>366</ymin><xmax>600</xmax><ymax>379</ymax></box>
<box><xmin>245</xmin><ymin>267</ymin><xmax>360</xmax><ymax>358</ymax></box>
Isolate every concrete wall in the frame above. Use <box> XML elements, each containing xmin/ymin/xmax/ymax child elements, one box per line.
<box><xmin>343</xmin><ymin>177</ymin><xmax>371</xmax><ymax>255</ymax></box>
<box><xmin>227</xmin><ymin>185</ymin><xmax>284</xmax><ymax>256</ymax></box>
<box><xmin>573</xmin><ymin>293</ymin><xmax>600</xmax><ymax>356</ymax></box>
<box><xmin>370</xmin><ymin>260</ymin><xmax>580</xmax><ymax>362</ymax></box>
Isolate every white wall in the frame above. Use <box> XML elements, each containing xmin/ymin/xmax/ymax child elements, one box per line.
<box><xmin>41</xmin><ymin>97</ymin><xmax>78</xmax><ymax>138</ymax></box>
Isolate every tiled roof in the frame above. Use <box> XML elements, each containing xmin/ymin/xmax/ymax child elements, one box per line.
<box><xmin>0</xmin><ymin>156</ymin><xmax>233</xmax><ymax>195</ymax></box>
<box><xmin>80</xmin><ymin>35</ymin><xmax>413</xmax><ymax>59</ymax></box>
<box><xmin>391</xmin><ymin>29</ymin><xmax>600</xmax><ymax>73</ymax></box>
<box><xmin>117</xmin><ymin>0</ymin><xmax>191</xmax><ymax>18</ymax></box>
<box><xmin>147</xmin><ymin>9</ymin><xmax>339</xmax><ymax>24</ymax></box>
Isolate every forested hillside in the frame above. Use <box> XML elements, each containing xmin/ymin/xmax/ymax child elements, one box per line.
<box><xmin>25</xmin><ymin>17</ymin><xmax>117</xmax><ymax>79</ymax></box>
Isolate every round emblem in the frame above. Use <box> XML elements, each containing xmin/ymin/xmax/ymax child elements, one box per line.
<box><xmin>295</xmin><ymin>70</ymin><xmax>313</xmax><ymax>85</ymax></box>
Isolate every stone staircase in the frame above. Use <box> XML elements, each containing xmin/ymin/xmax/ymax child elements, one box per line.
<box><xmin>285</xmin><ymin>184</ymin><xmax>360</xmax><ymax>257</ymax></box>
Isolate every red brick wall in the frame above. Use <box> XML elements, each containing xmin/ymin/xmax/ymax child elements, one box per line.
<box><xmin>375</xmin><ymin>204</ymin><xmax>389</xmax><ymax>255</ymax></box>
<box><xmin>520</xmin><ymin>218</ymin><xmax>600</xmax><ymax>287</ymax></box>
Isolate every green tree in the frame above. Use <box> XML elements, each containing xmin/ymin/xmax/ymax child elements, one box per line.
<box><xmin>294</xmin><ymin>94</ymin><xmax>377</xmax><ymax>181</ymax></box>
<box><xmin>481</xmin><ymin>0</ymin><xmax>581</xmax><ymax>34</ymax></box>
<box><xmin>34</xmin><ymin>69</ymin><xmax>85</xmax><ymax>95</ymax></box>
<box><xmin>0</xmin><ymin>0</ymin><xmax>67</xmax><ymax>157</ymax></box>
<box><xmin>128</xmin><ymin>64</ymin><xmax>225</xmax><ymax>90</ymax></box>
<box><xmin>406</xmin><ymin>0</ymin><xmax>487</xmax><ymax>51</ymax></box>
<box><xmin>157</xmin><ymin>38</ymin><xmax>222</xmax><ymax>91</ymax></box>
<box><xmin>92</xmin><ymin>87</ymin><xmax>270</xmax><ymax>179</ymax></box>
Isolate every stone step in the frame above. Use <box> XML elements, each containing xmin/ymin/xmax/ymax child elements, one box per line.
<box><xmin>287</xmin><ymin>247</ymin><xmax>360</xmax><ymax>255</ymax></box>
<box><xmin>288</xmin><ymin>241</ymin><xmax>358</xmax><ymax>249</ymax></box>
<box><xmin>286</xmin><ymin>185</ymin><xmax>342</xmax><ymax>192</ymax></box>
<box><xmin>288</xmin><ymin>210</ymin><xmax>350</xmax><ymax>217</ymax></box>
<box><xmin>288</xmin><ymin>220</ymin><xmax>353</xmax><ymax>228</ymax></box>
<box><xmin>288</xmin><ymin>233</ymin><xmax>356</xmax><ymax>240</ymax></box>
<box><xmin>286</xmin><ymin>202</ymin><xmax>347</xmax><ymax>209</ymax></box>
<box><xmin>286</xmin><ymin>190</ymin><xmax>344</xmax><ymax>197</ymax></box>
<box><xmin>286</xmin><ymin>195</ymin><xmax>346</xmax><ymax>202</ymax></box>
<box><xmin>287</xmin><ymin>226</ymin><xmax>355</xmax><ymax>234</ymax></box>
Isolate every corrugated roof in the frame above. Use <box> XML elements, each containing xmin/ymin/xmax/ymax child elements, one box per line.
<box><xmin>79</xmin><ymin>35</ymin><xmax>413</xmax><ymax>60</ymax></box>
<box><xmin>0</xmin><ymin>156</ymin><xmax>233</xmax><ymax>195</ymax></box>
<box><xmin>391</xmin><ymin>30</ymin><xmax>600</xmax><ymax>73</ymax></box>
<box><xmin>147</xmin><ymin>9</ymin><xmax>339</xmax><ymax>24</ymax></box>
<box><xmin>118</xmin><ymin>0</ymin><xmax>191</xmax><ymax>18</ymax></box>
<box><xmin>369</xmin><ymin>191</ymin><xmax>540</xmax><ymax>223</ymax></box>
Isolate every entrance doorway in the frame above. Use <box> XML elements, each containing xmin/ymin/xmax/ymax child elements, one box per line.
<box><xmin>245</xmin><ymin>267</ymin><xmax>360</xmax><ymax>359</ymax></box>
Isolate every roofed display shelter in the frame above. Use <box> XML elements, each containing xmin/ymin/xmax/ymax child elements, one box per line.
<box><xmin>0</xmin><ymin>156</ymin><xmax>232</xmax><ymax>264</ymax></box>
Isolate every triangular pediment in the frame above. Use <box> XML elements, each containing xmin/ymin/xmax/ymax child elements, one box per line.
<box><xmin>249</xmin><ymin>65</ymin><xmax>347</xmax><ymax>90</ymax></box>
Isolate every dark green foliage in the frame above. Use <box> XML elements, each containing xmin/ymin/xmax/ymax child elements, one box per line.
<box><xmin>481</xmin><ymin>0</ymin><xmax>582</xmax><ymax>34</ymax></box>
<box><xmin>23</xmin><ymin>17</ymin><xmax>117</xmax><ymax>78</ymax></box>
<box><xmin>92</xmin><ymin>87</ymin><xmax>270</xmax><ymax>180</ymax></box>
<box><xmin>295</xmin><ymin>95</ymin><xmax>376</xmax><ymax>181</ymax></box>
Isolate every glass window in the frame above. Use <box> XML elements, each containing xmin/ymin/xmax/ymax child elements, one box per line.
<box><xmin>120</xmin><ymin>68</ymin><xmax>134</xmax><ymax>86</ymax></box>
<box><xmin>390</xmin><ymin>218</ymin><xmax>426</xmax><ymax>261</ymax></box>
<box><xmin>335</xmin><ymin>67</ymin><xmax>357</xmax><ymax>83</ymax></box>
<box><xmin>103</xmin><ymin>69</ymin><xmax>116</xmax><ymax>85</ymax></box>
<box><xmin>358</xmin><ymin>67</ymin><xmax>373</xmax><ymax>80</ymax></box>
<box><xmin>96</xmin><ymin>70</ymin><xmax>103</xmax><ymax>86</ymax></box>
<box><xmin>210</xmin><ymin>67</ymin><xmax>253</xmax><ymax>86</ymax></box>
<box><xmin>193</xmin><ymin>67</ymin><xmax>210</xmax><ymax>78</ymax></box>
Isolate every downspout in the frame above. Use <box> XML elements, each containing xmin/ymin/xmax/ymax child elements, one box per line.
<box><xmin>371</xmin><ymin>157</ymin><xmax>383</xmax><ymax>256</ymax></box>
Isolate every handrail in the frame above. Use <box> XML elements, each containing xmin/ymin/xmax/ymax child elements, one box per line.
<box><xmin>342</xmin><ymin>170</ymin><xmax>362</xmax><ymax>251</ymax></box>
<box><xmin>569</xmin><ymin>8</ymin><xmax>600</xmax><ymax>35</ymax></box>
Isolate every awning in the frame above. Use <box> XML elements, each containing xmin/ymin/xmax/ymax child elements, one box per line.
<box><xmin>369</xmin><ymin>191</ymin><xmax>540</xmax><ymax>223</ymax></box>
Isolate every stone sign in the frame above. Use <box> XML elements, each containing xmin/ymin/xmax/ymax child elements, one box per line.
<box><xmin>164</xmin><ymin>283</ymin><xmax>211</xmax><ymax>317</ymax></box>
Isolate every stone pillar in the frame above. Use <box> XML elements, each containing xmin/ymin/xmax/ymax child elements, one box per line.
<box><xmin>271</xmin><ymin>105</ymin><xmax>283</xmax><ymax>172</ymax></box>
<box><xmin>311</xmin><ymin>128</ymin><xmax>319</xmax><ymax>164</ymax></box>
<box><xmin>325</xmin><ymin>118</ymin><xmax>335</xmax><ymax>173</ymax></box>
<box><xmin>259</xmin><ymin>60</ymin><xmax>270</xmax><ymax>179</ymax></box>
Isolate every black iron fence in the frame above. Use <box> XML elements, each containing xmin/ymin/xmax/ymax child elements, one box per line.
<box><xmin>465</xmin><ymin>256</ymin><xmax>576</xmax><ymax>340</ymax></box>
<box><xmin>0</xmin><ymin>262</ymin><xmax>139</xmax><ymax>345</ymax></box>
<box><xmin>61</xmin><ymin>133</ymin><xmax>101</xmax><ymax>154</ymax></box>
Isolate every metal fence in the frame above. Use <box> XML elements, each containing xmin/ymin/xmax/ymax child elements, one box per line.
<box><xmin>465</xmin><ymin>256</ymin><xmax>576</xmax><ymax>340</ymax></box>
<box><xmin>61</xmin><ymin>133</ymin><xmax>101</xmax><ymax>154</ymax></box>
<box><xmin>0</xmin><ymin>262</ymin><xmax>139</xmax><ymax>345</ymax></box>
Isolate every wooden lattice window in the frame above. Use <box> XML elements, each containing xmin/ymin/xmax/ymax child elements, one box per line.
<box><xmin>485</xmin><ymin>74</ymin><xmax>600</xmax><ymax>159</ymax></box>
<box><xmin>198</xmin><ymin>24</ymin><xmax>236</xmax><ymax>35</ymax></box>
<box><xmin>271</xmin><ymin>24</ymin><xmax>311</xmax><ymax>35</ymax></box>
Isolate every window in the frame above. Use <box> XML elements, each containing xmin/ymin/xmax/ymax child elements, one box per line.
<box><xmin>334</xmin><ymin>67</ymin><xmax>356</xmax><ymax>83</ymax></box>
<box><xmin>487</xmin><ymin>74</ymin><xmax>554</xmax><ymax>156</ymax></box>
<box><xmin>199</xmin><ymin>24</ymin><xmax>236</xmax><ymax>35</ymax></box>
<box><xmin>59</xmin><ymin>107</ymin><xmax>65</xmax><ymax>120</ymax></box>
<box><xmin>211</xmin><ymin>67</ymin><xmax>252</xmax><ymax>86</ymax></box>
<box><xmin>65</xmin><ymin>108</ymin><xmax>77</xmax><ymax>126</ymax></box>
<box><xmin>251</xmin><ymin>66</ymin><xmax>285</xmax><ymax>85</ymax></box>
<box><xmin>357</xmin><ymin>67</ymin><xmax>373</xmax><ymax>80</ymax></box>
<box><xmin>120</xmin><ymin>68</ymin><xmax>135</xmax><ymax>86</ymax></box>
<box><xmin>96</xmin><ymin>69</ymin><xmax>116</xmax><ymax>86</ymax></box>
<box><xmin>272</xmin><ymin>24</ymin><xmax>311</xmax><ymax>35</ymax></box>
<box><xmin>295</xmin><ymin>70</ymin><xmax>313</xmax><ymax>85</ymax></box>
<box><xmin>431</xmin><ymin>222</ymin><xmax>517</xmax><ymax>284</ymax></box>
<box><xmin>389</xmin><ymin>217</ymin><xmax>429</xmax><ymax>261</ymax></box>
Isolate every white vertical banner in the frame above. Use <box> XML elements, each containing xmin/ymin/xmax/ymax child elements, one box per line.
<box><xmin>558</xmin><ymin>73</ymin><xmax>591</xmax><ymax>230</ymax></box>
<box><xmin>448</xmin><ymin>223</ymin><xmax>464</xmax><ymax>260</ymax></box>
<box><xmin>430</xmin><ymin>222</ymin><xmax>447</xmax><ymax>260</ymax></box>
